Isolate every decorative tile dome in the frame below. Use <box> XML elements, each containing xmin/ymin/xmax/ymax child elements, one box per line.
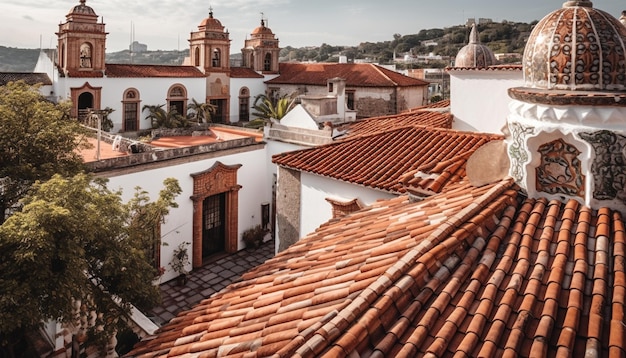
<box><xmin>523</xmin><ymin>1</ymin><xmax>626</xmax><ymax>91</ymax></box>
<box><xmin>454</xmin><ymin>24</ymin><xmax>497</xmax><ymax>68</ymax></box>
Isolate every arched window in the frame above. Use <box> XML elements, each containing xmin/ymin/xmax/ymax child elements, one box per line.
<box><xmin>264</xmin><ymin>53</ymin><xmax>272</xmax><ymax>71</ymax></box>
<box><xmin>194</xmin><ymin>47</ymin><xmax>200</xmax><ymax>67</ymax></box>
<box><xmin>167</xmin><ymin>84</ymin><xmax>187</xmax><ymax>117</ymax></box>
<box><xmin>239</xmin><ymin>87</ymin><xmax>250</xmax><ymax>122</ymax></box>
<box><xmin>80</xmin><ymin>43</ymin><xmax>92</xmax><ymax>68</ymax></box>
<box><xmin>122</xmin><ymin>88</ymin><xmax>140</xmax><ymax>132</ymax></box>
<box><xmin>212</xmin><ymin>48</ymin><xmax>221</xmax><ymax>67</ymax></box>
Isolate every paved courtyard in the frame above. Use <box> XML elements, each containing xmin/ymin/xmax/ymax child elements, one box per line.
<box><xmin>145</xmin><ymin>240</ymin><xmax>275</xmax><ymax>326</ymax></box>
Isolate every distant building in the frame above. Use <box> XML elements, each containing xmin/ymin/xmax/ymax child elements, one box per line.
<box><xmin>129</xmin><ymin>40</ymin><xmax>147</xmax><ymax>53</ymax></box>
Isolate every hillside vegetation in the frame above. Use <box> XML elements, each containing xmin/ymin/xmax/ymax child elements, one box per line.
<box><xmin>0</xmin><ymin>20</ymin><xmax>535</xmax><ymax>72</ymax></box>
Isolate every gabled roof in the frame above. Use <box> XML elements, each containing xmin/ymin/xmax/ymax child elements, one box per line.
<box><xmin>266</xmin><ymin>63</ymin><xmax>429</xmax><ymax>87</ymax></box>
<box><xmin>272</xmin><ymin>126</ymin><xmax>501</xmax><ymax>194</ymax></box>
<box><xmin>104</xmin><ymin>64</ymin><xmax>206</xmax><ymax>78</ymax></box>
<box><xmin>229</xmin><ymin>67</ymin><xmax>265</xmax><ymax>79</ymax></box>
<box><xmin>127</xmin><ymin>177</ymin><xmax>626</xmax><ymax>357</ymax></box>
<box><xmin>0</xmin><ymin>72</ymin><xmax>52</xmax><ymax>86</ymax></box>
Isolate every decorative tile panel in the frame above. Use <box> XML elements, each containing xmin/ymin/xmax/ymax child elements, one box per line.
<box><xmin>507</xmin><ymin>122</ymin><xmax>535</xmax><ymax>181</ymax></box>
<box><xmin>536</xmin><ymin>138</ymin><xmax>585</xmax><ymax>197</ymax></box>
<box><xmin>580</xmin><ymin>130</ymin><xmax>626</xmax><ymax>202</ymax></box>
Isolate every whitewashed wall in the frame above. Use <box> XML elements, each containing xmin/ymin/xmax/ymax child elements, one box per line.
<box><xmin>448</xmin><ymin>69</ymin><xmax>523</xmax><ymax>134</ymax></box>
<box><xmin>102</xmin><ymin>147</ymin><xmax>270</xmax><ymax>283</ymax></box>
<box><xmin>299</xmin><ymin>172</ymin><xmax>396</xmax><ymax>239</ymax></box>
<box><xmin>230</xmin><ymin>76</ymin><xmax>267</xmax><ymax>123</ymax></box>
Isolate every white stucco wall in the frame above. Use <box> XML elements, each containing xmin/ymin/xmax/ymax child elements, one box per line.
<box><xmin>101</xmin><ymin>147</ymin><xmax>270</xmax><ymax>283</ymax></box>
<box><xmin>299</xmin><ymin>172</ymin><xmax>396</xmax><ymax>239</ymax></box>
<box><xmin>230</xmin><ymin>76</ymin><xmax>266</xmax><ymax>123</ymax></box>
<box><xmin>448</xmin><ymin>69</ymin><xmax>523</xmax><ymax>134</ymax></box>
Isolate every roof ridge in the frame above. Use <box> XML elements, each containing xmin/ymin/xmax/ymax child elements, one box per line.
<box><xmin>290</xmin><ymin>177</ymin><xmax>517</xmax><ymax>356</ymax></box>
<box><xmin>370</xmin><ymin>63</ymin><xmax>398</xmax><ymax>86</ymax></box>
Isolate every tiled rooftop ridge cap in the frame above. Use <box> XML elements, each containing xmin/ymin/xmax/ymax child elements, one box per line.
<box><xmin>279</xmin><ymin>178</ymin><xmax>518</xmax><ymax>357</ymax></box>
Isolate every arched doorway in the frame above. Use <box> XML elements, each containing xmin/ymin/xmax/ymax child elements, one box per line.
<box><xmin>70</xmin><ymin>83</ymin><xmax>101</xmax><ymax>119</ymax></box>
<box><xmin>190</xmin><ymin>162</ymin><xmax>242</xmax><ymax>268</ymax></box>
<box><xmin>77</xmin><ymin>92</ymin><xmax>94</xmax><ymax>121</ymax></box>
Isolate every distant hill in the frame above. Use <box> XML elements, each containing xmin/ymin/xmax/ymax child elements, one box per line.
<box><xmin>0</xmin><ymin>21</ymin><xmax>535</xmax><ymax>73</ymax></box>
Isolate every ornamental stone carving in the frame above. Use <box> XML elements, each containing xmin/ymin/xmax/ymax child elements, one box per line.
<box><xmin>580</xmin><ymin>130</ymin><xmax>626</xmax><ymax>203</ymax></box>
<box><xmin>535</xmin><ymin>138</ymin><xmax>585</xmax><ymax>197</ymax></box>
<box><xmin>507</xmin><ymin>122</ymin><xmax>535</xmax><ymax>182</ymax></box>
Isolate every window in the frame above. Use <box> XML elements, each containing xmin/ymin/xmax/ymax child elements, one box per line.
<box><xmin>80</xmin><ymin>43</ymin><xmax>92</xmax><ymax>68</ymax></box>
<box><xmin>122</xmin><ymin>89</ymin><xmax>140</xmax><ymax>131</ymax></box>
<box><xmin>194</xmin><ymin>47</ymin><xmax>200</xmax><ymax>67</ymax></box>
<box><xmin>212</xmin><ymin>48</ymin><xmax>221</xmax><ymax>67</ymax></box>
<box><xmin>167</xmin><ymin>85</ymin><xmax>187</xmax><ymax>117</ymax></box>
<box><xmin>328</xmin><ymin>82</ymin><xmax>334</xmax><ymax>93</ymax></box>
<box><xmin>346</xmin><ymin>90</ymin><xmax>355</xmax><ymax>110</ymax></box>
<box><xmin>264</xmin><ymin>53</ymin><xmax>272</xmax><ymax>71</ymax></box>
<box><xmin>239</xmin><ymin>87</ymin><xmax>250</xmax><ymax>121</ymax></box>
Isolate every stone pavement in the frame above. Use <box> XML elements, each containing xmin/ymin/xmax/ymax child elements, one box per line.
<box><xmin>145</xmin><ymin>240</ymin><xmax>275</xmax><ymax>327</ymax></box>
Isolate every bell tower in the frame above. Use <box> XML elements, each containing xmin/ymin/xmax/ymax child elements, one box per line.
<box><xmin>56</xmin><ymin>0</ymin><xmax>107</xmax><ymax>76</ymax></box>
<box><xmin>189</xmin><ymin>8</ymin><xmax>231</xmax><ymax>73</ymax></box>
<box><xmin>241</xmin><ymin>14</ymin><xmax>280</xmax><ymax>74</ymax></box>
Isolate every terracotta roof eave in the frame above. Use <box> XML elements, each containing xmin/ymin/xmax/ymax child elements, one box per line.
<box><xmin>275</xmin><ymin>162</ymin><xmax>404</xmax><ymax>195</ymax></box>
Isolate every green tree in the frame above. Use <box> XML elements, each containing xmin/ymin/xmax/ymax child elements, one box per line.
<box><xmin>0</xmin><ymin>81</ymin><xmax>89</xmax><ymax>224</ymax></box>
<box><xmin>0</xmin><ymin>174</ymin><xmax>181</xmax><ymax>356</ymax></box>
<box><xmin>187</xmin><ymin>98</ymin><xmax>216</xmax><ymax>123</ymax></box>
<box><xmin>251</xmin><ymin>92</ymin><xmax>297</xmax><ymax>121</ymax></box>
<box><xmin>142</xmin><ymin>103</ymin><xmax>190</xmax><ymax>129</ymax></box>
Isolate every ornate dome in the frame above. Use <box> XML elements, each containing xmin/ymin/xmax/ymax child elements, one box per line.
<box><xmin>251</xmin><ymin>19</ymin><xmax>274</xmax><ymax>36</ymax></box>
<box><xmin>68</xmin><ymin>0</ymin><xmax>97</xmax><ymax>16</ymax></box>
<box><xmin>198</xmin><ymin>9</ymin><xmax>225</xmax><ymax>31</ymax></box>
<box><xmin>454</xmin><ymin>24</ymin><xmax>497</xmax><ymax>68</ymax></box>
<box><xmin>523</xmin><ymin>1</ymin><xmax>626</xmax><ymax>91</ymax></box>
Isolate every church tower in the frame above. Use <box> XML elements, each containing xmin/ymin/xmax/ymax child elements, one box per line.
<box><xmin>241</xmin><ymin>15</ymin><xmax>280</xmax><ymax>74</ymax></box>
<box><xmin>189</xmin><ymin>8</ymin><xmax>231</xmax><ymax>73</ymax></box>
<box><xmin>56</xmin><ymin>0</ymin><xmax>107</xmax><ymax>76</ymax></box>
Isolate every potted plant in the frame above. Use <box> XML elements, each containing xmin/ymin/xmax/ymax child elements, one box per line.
<box><xmin>169</xmin><ymin>241</ymin><xmax>190</xmax><ymax>285</ymax></box>
<box><xmin>242</xmin><ymin>225</ymin><xmax>266</xmax><ymax>249</ymax></box>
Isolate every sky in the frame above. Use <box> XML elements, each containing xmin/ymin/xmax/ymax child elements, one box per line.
<box><xmin>1</xmin><ymin>0</ymin><xmax>625</xmax><ymax>52</ymax></box>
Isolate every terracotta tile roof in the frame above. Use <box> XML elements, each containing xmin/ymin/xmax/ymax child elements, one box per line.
<box><xmin>266</xmin><ymin>63</ymin><xmax>429</xmax><ymax>87</ymax></box>
<box><xmin>344</xmin><ymin>110</ymin><xmax>452</xmax><ymax>137</ymax></box>
<box><xmin>0</xmin><ymin>72</ymin><xmax>52</xmax><ymax>86</ymax></box>
<box><xmin>127</xmin><ymin>177</ymin><xmax>626</xmax><ymax>357</ymax></box>
<box><xmin>409</xmin><ymin>98</ymin><xmax>450</xmax><ymax>110</ymax></box>
<box><xmin>229</xmin><ymin>67</ymin><xmax>265</xmax><ymax>78</ymax></box>
<box><xmin>272</xmin><ymin>126</ymin><xmax>501</xmax><ymax>194</ymax></box>
<box><xmin>104</xmin><ymin>64</ymin><xmax>206</xmax><ymax>78</ymax></box>
<box><xmin>63</xmin><ymin>69</ymin><xmax>105</xmax><ymax>78</ymax></box>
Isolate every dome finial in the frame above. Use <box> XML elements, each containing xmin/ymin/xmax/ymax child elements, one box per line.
<box><xmin>563</xmin><ymin>1</ymin><xmax>593</xmax><ymax>7</ymax></box>
<box><xmin>80</xmin><ymin>0</ymin><xmax>86</xmax><ymax>4</ymax></box>
<box><xmin>469</xmin><ymin>23</ymin><xmax>479</xmax><ymax>44</ymax></box>
<box><xmin>209</xmin><ymin>6</ymin><xmax>214</xmax><ymax>18</ymax></box>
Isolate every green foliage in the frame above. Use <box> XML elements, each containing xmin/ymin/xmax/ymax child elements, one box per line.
<box><xmin>242</xmin><ymin>225</ymin><xmax>266</xmax><ymax>249</ymax></box>
<box><xmin>0</xmin><ymin>81</ymin><xmax>90</xmax><ymax>222</ymax></box>
<box><xmin>141</xmin><ymin>103</ymin><xmax>191</xmax><ymax>129</ymax></box>
<box><xmin>187</xmin><ymin>98</ymin><xmax>216</xmax><ymax>123</ymax></box>
<box><xmin>169</xmin><ymin>241</ymin><xmax>190</xmax><ymax>276</ymax></box>
<box><xmin>251</xmin><ymin>92</ymin><xmax>297</xmax><ymax>121</ymax></box>
<box><xmin>0</xmin><ymin>174</ymin><xmax>181</xmax><ymax>346</ymax></box>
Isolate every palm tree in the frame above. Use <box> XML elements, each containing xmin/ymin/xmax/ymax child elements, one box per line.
<box><xmin>142</xmin><ymin>104</ymin><xmax>189</xmax><ymax>129</ymax></box>
<box><xmin>251</xmin><ymin>92</ymin><xmax>297</xmax><ymax>121</ymax></box>
<box><xmin>187</xmin><ymin>98</ymin><xmax>217</xmax><ymax>123</ymax></box>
